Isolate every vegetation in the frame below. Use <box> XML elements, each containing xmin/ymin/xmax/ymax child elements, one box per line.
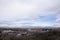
<box><xmin>0</xmin><ymin>30</ymin><xmax>60</xmax><ymax>40</ymax></box>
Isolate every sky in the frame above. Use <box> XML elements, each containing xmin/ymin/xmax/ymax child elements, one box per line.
<box><xmin>0</xmin><ymin>0</ymin><xmax>60</xmax><ymax>28</ymax></box>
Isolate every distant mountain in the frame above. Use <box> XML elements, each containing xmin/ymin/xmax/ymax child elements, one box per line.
<box><xmin>0</xmin><ymin>26</ymin><xmax>60</xmax><ymax>29</ymax></box>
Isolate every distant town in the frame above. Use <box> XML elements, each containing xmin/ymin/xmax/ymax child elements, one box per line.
<box><xmin>0</xmin><ymin>27</ymin><xmax>60</xmax><ymax>40</ymax></box>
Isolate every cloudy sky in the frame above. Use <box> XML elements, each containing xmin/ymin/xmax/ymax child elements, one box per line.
<box><xmin>0</xmin><ymin>0</ymin><xmax>60</xmax><ymax>28</ymax></box>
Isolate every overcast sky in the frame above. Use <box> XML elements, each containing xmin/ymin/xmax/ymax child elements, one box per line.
<box><xmin>0</xmin><ymin>0</ymin><xmax>60</xmax><ymax>28</ymax></box>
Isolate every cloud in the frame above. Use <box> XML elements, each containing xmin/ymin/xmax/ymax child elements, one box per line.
<box><xmin>0</xmin><ymin>0</ymin><xmax>60</xmax><ymax>27</ymax></box>
<box><xmin>53</xmin><ymin>13</ymin><xmax>60</xmax><ymax>27</ymax></box>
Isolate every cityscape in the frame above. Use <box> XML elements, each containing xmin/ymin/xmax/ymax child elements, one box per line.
<box><xmin>0</xmin><ymin>27</ymin><xmax>60</xmax><ymax>40</ymax></box>
<box><xmin>0</xmin><ymin>0</ymin><xmax>60</xmax><ymax>40</ymax></box>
